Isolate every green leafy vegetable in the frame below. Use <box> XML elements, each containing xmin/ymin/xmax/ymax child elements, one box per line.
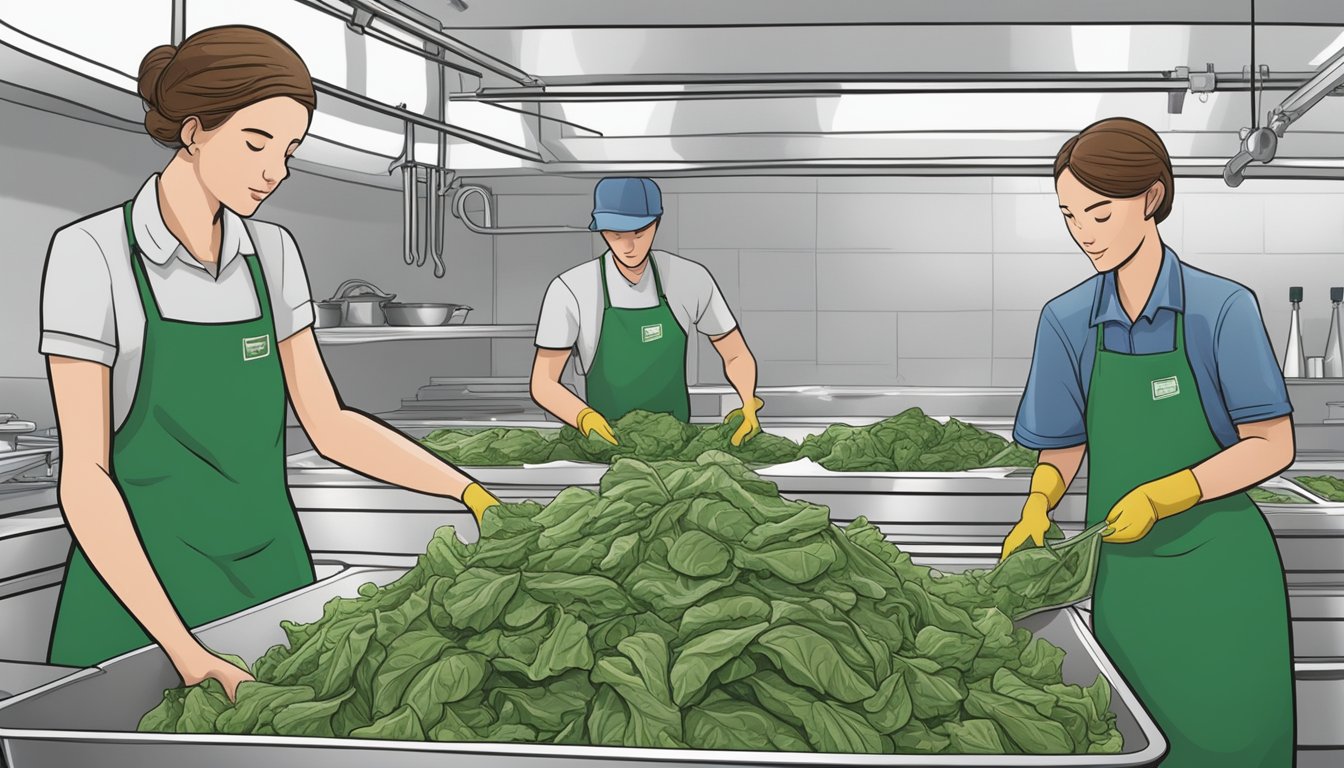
<box><xmin>139</xmin><ymin>452</ymin><xmax>1122</xmax><ymax>756</ymax></box>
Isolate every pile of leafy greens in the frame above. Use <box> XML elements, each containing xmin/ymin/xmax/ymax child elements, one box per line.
<box><xmin>1247</xmin><ymin>487</ymin><xmax>1311</xmax><ymax>505</ymax></box>
<box><xmin>797</xmin><ymin>409</ymin><xmax>1038</xmax><ymax>472</ymax></box>
<box><xmin>420</xmin><ymin>408</ymin><xmax>1038</xmax><ymax>472</ymax></box>
<box><xmin>141</xmin><ymin>453</ymin><xmax>1121</xmax><ymax>755</ymax></box>
<box><xmin>1291</xmin><ymin>475</ymin><xmax>1344</xmax><ymax>503</ymax></box>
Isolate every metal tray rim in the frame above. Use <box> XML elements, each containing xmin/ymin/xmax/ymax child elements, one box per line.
<box><xmin>0</xmin><ymin>570</ymin><xmax>1168</xmax><ymax>767</ymax></box>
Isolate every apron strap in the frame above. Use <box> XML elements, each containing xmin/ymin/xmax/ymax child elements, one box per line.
<box><xmin>123</xmin><ymin>201</ymin><xmax>165</xmax><ymax>324</ymax></box>
<box><xmin>598</xmin><ymin>253</ymin><xmax>613</xmax><ymax>310</ymax></box>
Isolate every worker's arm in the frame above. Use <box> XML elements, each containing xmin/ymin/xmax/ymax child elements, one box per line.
<box><xmin>1191</xmin><ymin>415</ymin><xmax>1295</xmax><ymax>500</ymax></box>
<box><xmin>709</xmin><ymin>328</ymin><xmax>758</xmax><ymax>415</ymax></box>
<box><xmin>529</xmin><ymin>347</ymin><xmax>590</xmax><ymax>428</ymax></box>
<box><xmin>280</xmin><ymin>330</ymin><xmax>496</xmax><ymax>515</ymax></box>
<box><xmin>1104</xmin><ymin>416</ymin><xmax>1294</xmax><ymax>543</ymax></box>
<box><xmin>48</xmin><ymin>356</ymin><xmax>252</xmax><ymax>697</ymax></box>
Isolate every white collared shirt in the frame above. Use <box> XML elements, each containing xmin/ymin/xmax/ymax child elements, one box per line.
<box><xmin>39</xmin><ymin>174</ymin><xmax>315</xmax><ymax>430</ymax></box>
<box><xmin>535</xmin><ymin>249</ymin><xmax>737</xmax><ymax>374</ymax></box>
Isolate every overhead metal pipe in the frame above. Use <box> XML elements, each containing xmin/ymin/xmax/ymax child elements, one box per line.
<box><xmin>345</xmin><ymin>0</ymin><xmax>538</xmax><ymax>86</ymax></box>
<box><xmin>451</xmin><ymin>185</ymin><xmax>592</xmax><ymax>235</ymax></box>
<box><xmin>460</xmin><ymin>69</ymin><xmax>1335</xmax><ymax>102</ymax></box>
<box><xmin>311</xmin><ymin>80</ymin><xmax>543</xmax><ymax>163</ymax></box>
<box><xmin>291</xmin><ymin>0</ymin><xmax>484</xmax><ymax>80</ymax></box>
<box><xmin>1225</xmin><ymin>47</ymin><xmax>1344</xmax><ymax>186</ymax></box>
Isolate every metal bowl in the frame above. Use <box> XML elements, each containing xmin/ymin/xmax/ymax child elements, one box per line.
<box><xmin>315</xmin><ymin>302</ymin><xmax>344</xmax><ymax>328</ymax></box>
<box><xmin>383</xmin><ymin>302</ymin><xmax>461</xmax><ymax>327</ymax></box>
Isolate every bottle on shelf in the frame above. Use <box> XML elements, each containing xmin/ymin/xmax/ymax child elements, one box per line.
<box><xmin>1326</xmin><ymin>287</ymin><xmax>1344</xmax><ymax>378</ymax></box>
<box><xmin>1283</xmin><ymin>286</ymin><xmax>1305</xmax><ymax>378</ymax></box>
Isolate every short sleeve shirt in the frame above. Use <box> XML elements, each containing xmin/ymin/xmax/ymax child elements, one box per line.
<box><xmin>535</xmin><ymin>250</ymin><xmax>738</xmax><ymax>374</ymax></box>
<box><xmin>39</xmin><ymin>175</ymin><xmax>315</xmax><ymax>430</ymax></box>
<box><xmin>1013</xmin><ymin>245</ymin><xmax>1292</xmax><ymax>451</ymax></box>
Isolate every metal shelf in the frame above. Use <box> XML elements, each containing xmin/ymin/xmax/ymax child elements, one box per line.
<box><xmin>313</xmin><ymin>325</ymin><xmax>536</xmax><ymax>346</ymax></box>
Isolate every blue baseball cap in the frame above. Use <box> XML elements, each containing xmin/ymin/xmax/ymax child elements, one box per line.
<box><xmin>589</xmin><ymin>177</ymin><xmax>662</xmax><ymax>232</ymax></box>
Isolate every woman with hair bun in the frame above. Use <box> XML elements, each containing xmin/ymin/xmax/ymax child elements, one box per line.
<box><xmin>1001</xmin><ymin>117</ymin><xmax>1295</xmax><ymax>766</ymax></box>
<box><xmin>39</xmin><ymin>26</ymin><xmax>501</xmax><ymax>698</ymax></box>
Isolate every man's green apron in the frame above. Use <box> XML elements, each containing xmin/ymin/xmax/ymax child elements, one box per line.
<box><xmin>1085</xmin><ymin>312</ymin><xmax>1295</xmax><ymax>766</ymax></box>
<box><xmin>47</xmin><ymin>202</ymin><xmax>315</xmax><ymax>667</ymax></box>
<box><xmin>585</xmin><ymin>254</ymin><xmax>691</xmax><ymax>422</ymax></box>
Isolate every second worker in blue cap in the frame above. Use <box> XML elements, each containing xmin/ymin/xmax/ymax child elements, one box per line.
<box><xmin>530</xmin><ymin>177</ymin><xmax>763</xmax><ymax>446</ymax></box>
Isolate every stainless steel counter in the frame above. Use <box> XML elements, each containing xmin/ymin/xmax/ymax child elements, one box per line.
<box><xmin>0</xmin><ymin>564</ymin><xmax>1166</xmax><ymax>768</ymax></box>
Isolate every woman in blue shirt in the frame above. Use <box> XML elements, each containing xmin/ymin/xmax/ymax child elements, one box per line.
<box><xmin>1002</xmin><ymin>118</ymin><xmax>1295</xmax><ymax>766</ymax></box>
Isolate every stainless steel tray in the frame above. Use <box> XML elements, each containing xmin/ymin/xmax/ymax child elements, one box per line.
<box><xmin>0</xmin><ymin>567</ymin><xmax>1165</xmax><ymax>768</ymax></box>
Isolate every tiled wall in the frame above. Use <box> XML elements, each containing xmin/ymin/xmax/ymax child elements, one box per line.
<box><xmin>484</xmin><ymin>176</ymin><xmax>1344</xmax><ymax>388</ymax></box>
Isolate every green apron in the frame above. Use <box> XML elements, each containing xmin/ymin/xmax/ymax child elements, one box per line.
<box><xmin>47</xmin><ymin>201</ymin><xmax>315</xmax><ymax>667</ymax></box>
<box><xmin>585</xmin><ymin>254</ymin><xmax>691</xmax><ymax>422</ymax></box>
<box><xmin>1086</xmin><ymin>312</ymin><xmax>1295</xmax><ymax>766</ymax></box>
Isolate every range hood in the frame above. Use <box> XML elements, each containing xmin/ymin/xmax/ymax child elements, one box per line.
<box><xmin>4</xmin><ymin>0</ymin><xmax>1344</xmax><ymax>181</ymax></box>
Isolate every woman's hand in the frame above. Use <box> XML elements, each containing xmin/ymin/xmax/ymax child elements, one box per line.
<box><xmin>1103</xmin><ymin>469</ymin><xmax>1202</xmax><ymax>543</ymax></box>
<box><xmin>999</xmin><ymin>462</ymin><xmax>1070</xmax><ymax>561</ymax></box>
<box><xmin>1000</xmin><ymin>493</ymin><xmax>1053</xmax><ymax>561</ymax></box>
<box><xmin>172</xmin><ymin>644</ymin><xmax>254</xmax><ymax>702</ymax></box>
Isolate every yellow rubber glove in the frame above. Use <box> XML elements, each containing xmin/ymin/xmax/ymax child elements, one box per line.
<box><xmin>999</xmin><ymin>463</ymin><xmax>1067</xmax><ymax>562</ymax></box>
<box><xmin>1104</xmin><ymin>469</ymin><xmax>1202</xmax><ymax>544</ymax></box>
<box><xmin>462</xmin><ymin>482</ymin><xmax>501</xmax><ymax>524</ymax></box>
<box><xmin>577</xmin><ymin>407</ymin><xmax>619</xmax><ymax>446</ymax></box>
<box><xmin>725</xmin><ymin>397</ymin><xmax>764</xmax><ymax>446</ymax></box>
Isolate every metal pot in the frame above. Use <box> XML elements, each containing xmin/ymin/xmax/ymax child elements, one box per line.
<box><xmin>383</xmin><ymin>302</ymin><xmax>460</xmax><ymax>327</ymax></box>
<box><xmin>447</xmin><ymin>306</ymin><xmax>473</xmax><ymax>325</ymax></box>
<box><xmin>315</xmin><ymin>302</ymin><xmax>343</xmax><ymax>328</ymax></box>
<box><xmin>326</xmin><ymin>280</ymin><xmax>395</xmax><ymax>327</ymax></box>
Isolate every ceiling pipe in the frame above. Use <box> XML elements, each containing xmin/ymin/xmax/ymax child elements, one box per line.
<box><xmin>289</xmin><ymin>0</ymin><xmax>484</xmax><ymax>80</ymax></box>
<box><xmin>311</xmin><ymin>80</ymin><xmax>543</xmax><ymax>162</ymax></box>
<box><xmin>452</xmin><ymin>185</ymin><xmax>592</xmax><ymax>235</ymax></box>
<box><xmin>345</xmin><ymin>0</ymin><xmax>539</xmax><ymax>86</ymax></box>
<box><xmin>460</xmin><ymin>68</ymin><xmax>1330</xmax><ymax>102</ymax></box>
<box><xmin>1225</xmin><ymin>46</ymin><xmax>1344</xmax><ymax>186</ymax></box>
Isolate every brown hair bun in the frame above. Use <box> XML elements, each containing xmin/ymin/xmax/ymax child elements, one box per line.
<box><xmin>134</xmin><ymin>26</ymin><xmax>316</xmax><ymax>149</ymax></box>
<box><xmin>1054</xmin><ymin>117</ymin><xmax>1175</xmax><ymax>224</ymax></box>
<box><xmin>138</xmin><ymin>44</ymin><xmax>181</xmax><ymax>144</ymax></box>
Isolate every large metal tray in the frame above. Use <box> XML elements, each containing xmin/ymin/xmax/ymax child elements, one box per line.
<box><xmin>0</xmin><ymin>567</ymin><xmax>1166</xmax><ymax>768</ymax></box>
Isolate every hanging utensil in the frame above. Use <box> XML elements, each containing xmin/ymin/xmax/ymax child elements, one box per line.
<box><xmin>388</xmin><ymin>104</ymin><xmax>420</xmax><ymax>267</ymax></box>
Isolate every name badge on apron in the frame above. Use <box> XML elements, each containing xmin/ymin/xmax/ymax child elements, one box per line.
<box><xmin>242</xmin><ymin>334</ymin><xmax>272</xmax><ymax>361</ymax></box>
<box><xmin>641</xmin><ymin>324</ymin><xmax>664</xmax><ymax>343</ymax></box>
<box><xmin>1151</xmin><ymin>376</ymin><xmax>1180</xmax><ymax>400</ymax></box>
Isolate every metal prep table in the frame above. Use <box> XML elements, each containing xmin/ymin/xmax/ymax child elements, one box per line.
<box><xmin>1</xmin><ymin>421</ymin><xmax>1340</xmax><ymax>762</ymax></box>
<box><xmin>0</xmin><ymin>561</ymin><xmax>1165</xmax><ymax>768</ymax></box>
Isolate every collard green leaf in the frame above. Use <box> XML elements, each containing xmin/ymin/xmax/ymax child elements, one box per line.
<box><xmin>755</xmin><ymin>624</ymin><xmax>877</xmax><ymax>703</ymax></box>
<box><xmin>373</xmin><ymin>631</ymin><xmax>453</xmax><ymax>719</ymax></box>
<box><xmin>861</xmin><ymin>670</ymin><xmax>912</xmax><ymax>734</ymax></box>
<box><xmin>965</xmin><ymin>688</ymin><xmax>1074</xmax><ymax>754</ymax></box>
<box><xmin>272</xmin><ymin>689</ymin><xmax>356</xmax><ymax>738</ymax></box>
<box><xmin>945</xmin><ymin>719</ymin><xmax>1010</xmax><ymax>754</ymax></box>
<box><xmin>670</xmin><ymin>622</ymin><xmax>770</xmax><ymax>706</ymax></box>
<box><xmin>403</xmin><ymin>651</ymin><xmax>490</xmax><ymax>718</ymax></box>
<box><xmin>525</xmin><ymin>609</ymin><xmax>593</xmax><ymax>681</ymax></box>
<box><xmin>349</xmin><ymin>704</ymin><xmax>426</xmax><ymax>741</ymax></box>
<box><xmin>215</xmin><ymin>683</ymin><xmax>315</xmax><ymax>734</ymax></box>
<box><xmin>685</xmin><ymin>696</ymin><xmax>811</xmax><ymax>752</ymax></box>
<box><xmin>444</xmin><ymin>569</ymin><xmax>521</xmax><ymax>632</ymax></box>
<box><xmin>678</xmin><ymin>595</ymin><xmax>771</xmax><ymax>640</ymax></box>
<box><xmin>802</xmin><ymin>700</ymin><xmax>883</xmax><ymax>754</ymax></box>
<box><xmin>733</xmin><ymin>540</ymin><xmax>837</xmax><ymax>584</ymax></box>
<box><xmin>667</xmin><ymin>530</ymin><xmax>732</xmax><ymax>577</ymax></box>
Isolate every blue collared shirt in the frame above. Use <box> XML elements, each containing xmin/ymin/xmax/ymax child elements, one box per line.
<box><xmin>1013</xmin><ymin>246</ymin><xmax>1292</xmax><ymax>450</ymax></box>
